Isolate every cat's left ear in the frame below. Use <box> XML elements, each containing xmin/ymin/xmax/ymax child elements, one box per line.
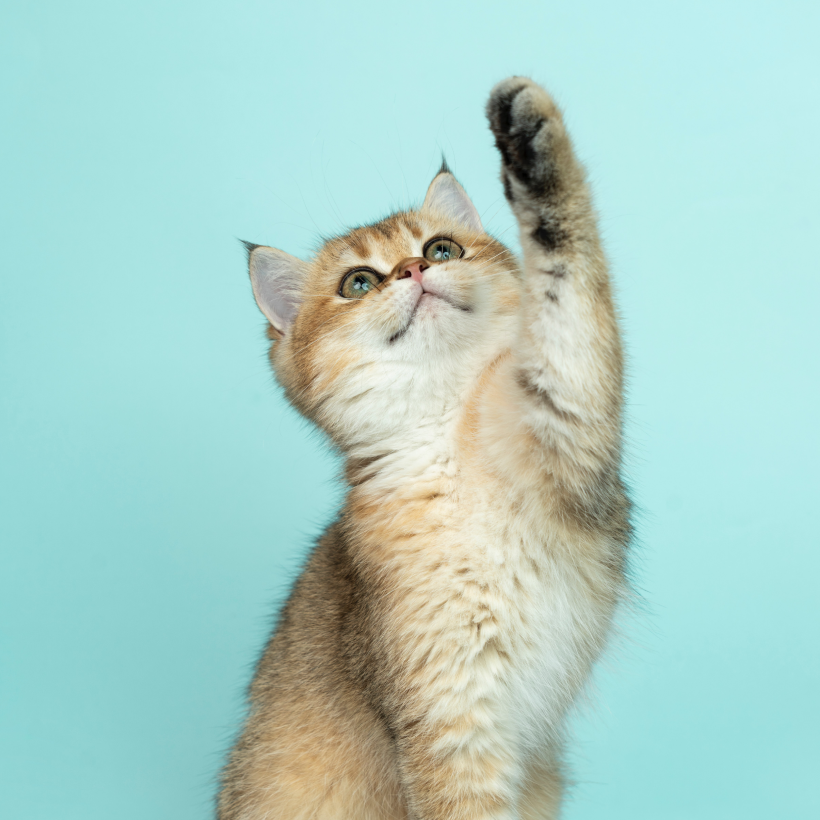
<box><xmin>244</xmin><ymin>243</ymin><xmax>308</xmax><ymax>338</ymax></box>
<box><xmin>422</xmin><ymin>168</ymin><xmax>483</xmax><ymax>233</ymax></box>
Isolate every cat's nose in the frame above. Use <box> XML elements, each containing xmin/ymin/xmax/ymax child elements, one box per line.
<box><xmin>396</xmin><ymin>257</ymin><xmax>429</xmax><ymax>283</ymax></box>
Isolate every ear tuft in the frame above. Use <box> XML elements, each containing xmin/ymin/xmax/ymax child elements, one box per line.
<box><xmin>246</xmin><ymin>245</ymin><xmax>308</xmax><ymax>337</ymax></box>
<box><xmin>239</xmin><ymin>239</ymin><xmax>260</xmax><ymax>262</ymax></box>
<box><xmin>422</xmin><ymin>170</ymin><xmax>482</xmax><ymax>233</ymax></box>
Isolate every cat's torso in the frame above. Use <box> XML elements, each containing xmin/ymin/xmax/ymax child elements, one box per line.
<box><xmin>343</xmin><ymin>362</ymin><xmax>623</xmax><ymax>760</ymax></box>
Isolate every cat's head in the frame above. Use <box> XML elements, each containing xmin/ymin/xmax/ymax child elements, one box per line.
<box><xmin>247</xmin><ymin>168</ymin><xmax>519</xmax><ymax>451</ymax></box>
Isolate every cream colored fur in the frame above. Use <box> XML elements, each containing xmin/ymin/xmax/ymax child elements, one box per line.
<box><xmin>218</xmin><ymin>77</ymin><xmax>630</xmax><ymax>820</ymax></box>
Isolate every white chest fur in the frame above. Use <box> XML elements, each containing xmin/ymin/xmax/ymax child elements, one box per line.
<box><xmin>363</xmin><ymin>455</ymin><xmax>619</xmax><ymax>762</ymax></box>
<box><xmin>455</xmin><ymin>489</ymin><xmax>617</xmax><ymax>754</ymax></box>
<box><xmin>352</xmin><ymin>408</ymin><xmax>619</xmax><ymax>763</ymax></box>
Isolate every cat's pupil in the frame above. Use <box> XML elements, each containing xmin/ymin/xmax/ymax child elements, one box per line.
<box><xmin>356</xmin><ymin>276</ymin><xmax>370</xmax><ymax>291</ymax></box>
<box><xmin>435</xmin><ymin>245</ymin><xmax>450</xmax><ymax>260</ymax></box>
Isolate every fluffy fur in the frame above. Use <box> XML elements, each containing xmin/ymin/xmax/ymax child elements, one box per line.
<box><xmin>218</xmin><ymin>77</ymin><xmax>630</xmax><ymax>820</ymax></box>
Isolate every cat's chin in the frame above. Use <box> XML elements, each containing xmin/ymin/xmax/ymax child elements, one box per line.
<box><xmin>418</xmin><ymin>292</ymin><xmax>450</xmax><ymax>315</ymax></box>
<box><xmin>388</xmin><ymin>293</ymin><xmax>470</xmax><ymax>344</ymax></box>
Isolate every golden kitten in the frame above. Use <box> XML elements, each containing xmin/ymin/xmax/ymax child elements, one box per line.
<box><xmin>218</xmin><ymin>77</ymin><xmax>630</xmax><ymax>820</ymax></box>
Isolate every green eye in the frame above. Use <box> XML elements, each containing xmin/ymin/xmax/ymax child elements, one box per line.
<box><xmin>339</xmin><ymin>268</ymin><xmax>383</xmax><ymax>299</ymax></box>
<box><xmin>423</xmin><ymin>238</ymin><xmax>463</xmax><ymax>263</ymax></box>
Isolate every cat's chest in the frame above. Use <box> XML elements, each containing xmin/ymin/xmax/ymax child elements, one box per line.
<box><xmin>354</xmin><ymin>445</ymin><xmax>618</xmax><ymax>739</ymax></box>
<box><xmin>389</xmin><ymin>484</ymin><xmax>617</xmax><ymax>741</ymax></box>
<box><xmin>446</xmin><ymin>494</ymin><xmax>612</xmax><ymax>661</ymax></box>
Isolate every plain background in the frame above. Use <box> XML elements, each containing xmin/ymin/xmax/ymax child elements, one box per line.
<box><xmin>1</xmin><ymin>1</ymin><xmax>818</xmax><ymax>817</ymax></box>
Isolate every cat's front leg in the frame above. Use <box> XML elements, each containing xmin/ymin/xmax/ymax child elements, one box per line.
<box><xmin>486</xmin><ymin>77</ymin><xmax>624</xmax><ymax>492</ymax></box>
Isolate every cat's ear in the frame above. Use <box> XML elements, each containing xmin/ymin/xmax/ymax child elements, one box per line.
<box><xmin>244</xmin><ymin>242</ymin><xmax>308</xmax><ymax>337</ymax></box>
<box><xmin>422</xmin><ymin>164</ymin><xmax>482</xmax><ymax>233</ymax></box>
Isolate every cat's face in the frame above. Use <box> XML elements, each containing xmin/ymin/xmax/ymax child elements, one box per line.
<box><xmin>248</xmin><ymin>172</ymin><xmax>520</xmax><ymax>449</ymax></box>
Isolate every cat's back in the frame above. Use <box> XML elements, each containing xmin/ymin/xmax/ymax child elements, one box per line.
<box><xmin>219</xmin><ymin>524</ymin><xmax>405</xmax><ymax>820</ymax></box>
<box><xmin>252</xmin><ymin>523</ymin><xmax>351</xmax><ymax>693</ymax></box>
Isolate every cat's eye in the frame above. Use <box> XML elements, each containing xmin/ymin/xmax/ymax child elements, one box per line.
<box><xmin>339</xmin><ymin>268</ymin><xmax>383</xmax><ymax>299</ymax></box>
<box><xmin>423</xmin><ymin>238</ymin><xmax>463</xmax><ymax>263</ymax></box>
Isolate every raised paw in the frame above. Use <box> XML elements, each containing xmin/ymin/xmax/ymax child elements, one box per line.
<box><xmin>486</xmin><ymin>77</ymin><xmax>565</xmax><ymax>202</ymax></box>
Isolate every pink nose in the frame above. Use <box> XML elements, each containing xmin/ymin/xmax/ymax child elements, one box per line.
<box><xmin>398</xmin><ymin>258</ymin><xmax>428</xmax><ymax>283</ymax></box>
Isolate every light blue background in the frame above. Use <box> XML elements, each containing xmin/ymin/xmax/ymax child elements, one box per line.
<box><xmin>1</xmin><ymin>1</ymin><xmax>818</xmax><ymax>817</ymax></box>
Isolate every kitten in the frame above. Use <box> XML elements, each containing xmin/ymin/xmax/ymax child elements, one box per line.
<box><xmin>218</xmin><ymin>77</ymin><xmax>630</xmax><ymax>820</ymax></box>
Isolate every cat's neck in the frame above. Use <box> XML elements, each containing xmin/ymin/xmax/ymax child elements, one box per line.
<box><xmin>344</xmin><ymin>403</ymin><xmax>459</xmax><ymax>495</ymax></box>
<box><xmin>333</xmin><ymin>343</ymin><xmax>509</xmax><ymax>495</ymax></box>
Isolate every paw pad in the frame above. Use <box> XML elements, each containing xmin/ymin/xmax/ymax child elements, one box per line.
<box><xmin>487</xmin><ymin>78</ymin><xmax>558</xmax><ymax>194</ymax></box>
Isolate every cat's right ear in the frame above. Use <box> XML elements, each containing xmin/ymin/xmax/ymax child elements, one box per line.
<box><xmin>244</xmin><ymin>242</ymin><xmax>308</xmax><ymax>338</ymax></box>
<box><xmin>422</xmin><ymin>166</ymin><xmax>483</xmax><ymax>233</ymax></box>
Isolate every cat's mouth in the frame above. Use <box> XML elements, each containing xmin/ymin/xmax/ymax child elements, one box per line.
<box><xmin>388</xmin><ymin>289</ymin><xmax>471</xmax><ymax>344</ymax></box>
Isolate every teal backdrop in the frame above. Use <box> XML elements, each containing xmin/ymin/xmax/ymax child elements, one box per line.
<box><xmin>1</xmin><ymin>1</ymin><xmax>818</xmax><ymax>818</ymax></box>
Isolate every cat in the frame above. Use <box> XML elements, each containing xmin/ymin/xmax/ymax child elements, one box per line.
<box><xmin>217</xmin><ymin>77</ymin><xmax>631</xmax><ymax>820</ymax></box>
